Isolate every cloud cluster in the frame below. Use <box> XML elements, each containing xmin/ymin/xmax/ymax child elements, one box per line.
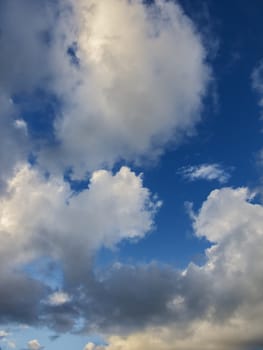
<box><xmin>5</xmin><ymin>183</ymin><xmax>260</xmax><ymax>350</ymax></box>
<box><xmin>4</xmin><ymin>1</ymin><xmax>263</xmax><ymax>350</ymax></box>
<box><xmin>1</xmin><ymin>165</ymin><xmax>263</xmax><ymax>349</ymax></box>
<box><xmin>92</xmin><ymin>186</ymin><xmax>263</xmax><ymax>349</ymax></box>
<box><xmin>0</xmin><ymin>0</ymin><xmax>213</xmax><ymax>337</ymax></box>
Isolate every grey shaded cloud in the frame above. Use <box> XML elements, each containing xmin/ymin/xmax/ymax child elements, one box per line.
<box><xmin>0</xmin><ymin>269</ymin><xmax>49</xmax><ymax>325</ymax></box>
<box><xmin>0</xmin><ymin>0</ymin><xmax>58</xmax><ymax>188</ymax></box>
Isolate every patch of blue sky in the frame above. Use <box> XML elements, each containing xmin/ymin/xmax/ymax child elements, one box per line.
<box><xmin>3</xmin><ymin>325</ymin><xmax>105</xmax><ymax>350</ymax></box>
<box><xmin>67</xmin><ymin>42</ymin><xmax>80</xmax><ymax>67</ymax></box>
<box><xmin>94</xmin><ymin>0</ymin><xmax>263</xmax><ymax>270</ymax></box>
<box><xmin>64</xmin><ymin>167</ymin><xmax>90</xmax><ymax>193</ymax></box>
<box><xmin>12</xmin><ymin>89</ymin><xmax>61</xmax><ymax>146</ymax></box>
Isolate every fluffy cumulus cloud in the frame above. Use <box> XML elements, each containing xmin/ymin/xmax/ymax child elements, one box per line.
<box><xmin>0</xmin><ymin>161</ymin><xmax>161</xmax><ymax>330</ymax></box>
<box><xmin>0</xmin><ymin>164</ymin><xmax>159</xmax><ymax>284</ymax></box>
<box><xmin>0</xmin><ymin>0</ymin><xmax>211</xmax><ymax>178</ymax></box>
<box><xmin>0</xmin><ymin>0</ymin><xmax>211</xmax><ymax>176</ymax></box>
<box><xmin>179</xmin><ymin>163</ymin><xmax>231</xmax><ymax>183</ymax></box>
<box><xmin>42</xmin><ymin>0</ymin><xmax>211</xmax><ymax>176</ymax></box>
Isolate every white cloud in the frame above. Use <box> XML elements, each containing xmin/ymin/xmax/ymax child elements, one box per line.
<box><xmin>193</xmin><ymin>187</ymin><xmax>259</xmax><ymax>242</ymax></box>
<box><xmin>47</xmin><ymin>291</ymin><xmax>71</xmax><ymax>306</ymax></box>
<box><xmin>39</xmin><ymin>0</ymin><xmax>211</xmax><ymax>177</ymax></box>
<box><xmin>27</xmin><ymin>339</ymin><xmax>42</xmax><ymax>350</ymax></box>
<box><xmin>179</xmin><ymin>163</ymin><xmax>231</xmax><ymax>183</ymax></box>
<box><xmin>0</xmin><ymin>0</ymin><xmax>212</xmax><ymax>178</ymax></box>
<box><xmin>83</xmin><ymin>343</ymin><xmax>105</xmax><ymax>350</ymax></box>
<box><xmin>0</xmin><ymin>330</ymin><xmax>9</xmax><ymax>338</ymax></box>
<box><xmin>14</xmin><ymin>119</ymin><xmax>28</xmax><ymax>135</ymax></box>
<box><xmin>0</xmin><ymin>164</ymin><xmax>160</xmax><ymax>284</ymax></box>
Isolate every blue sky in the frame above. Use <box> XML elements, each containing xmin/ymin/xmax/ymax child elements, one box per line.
<box><xmin>1</xmin><ymin>1</ymin><xmax>263</xmax><ymax>350</ymax></box>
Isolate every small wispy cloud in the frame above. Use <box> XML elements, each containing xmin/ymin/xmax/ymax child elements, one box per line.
<box><xmin>27</xmin><ymin>339</ymin><xmax>43</xmax><ymax>350</ymax></box>
<box><xmin>46</xmin><ymin>291</ymin><xmax>71</xmax><ymax>306</ymax></box>
<box><xmin>252</xmin><ymin>60</ymin><xmax>263</xmax><ymax>96</ymax></box>
<box><xmin>0</xmin><ymin>330</ymin><xmax>9</xmax><ymax>339</ymax></box>
<box><xmin>179</xmin><ymin>163</ymin><xmax>231</xmax><ymax>184</ymax></box>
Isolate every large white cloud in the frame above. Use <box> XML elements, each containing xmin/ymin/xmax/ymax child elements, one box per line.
<box><xmin>0</xmin><ymin>164</ymin><xmax>159</xmax><ymax>284</ymax></box>
<box><xmin>0</xmin><ymin>0</ymin><xmax>211</xmax><ymax>179</ymax></box>
<box><xmin>39</xmin><ymin>0</ymin><xmax>211</xmax><ymax>176</ymax></box>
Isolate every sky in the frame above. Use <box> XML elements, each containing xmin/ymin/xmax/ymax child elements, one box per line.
<box><xmin>1</xmin><ymin>0</ymin><xmax>263</xmax><ymax>349</ymax></box>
